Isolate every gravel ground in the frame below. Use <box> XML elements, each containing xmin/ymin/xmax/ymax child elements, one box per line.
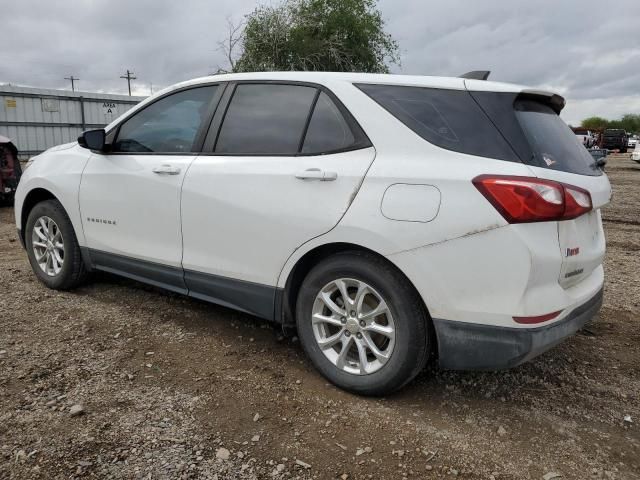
<box><xmin>1</xmin><ymin>154</ymin><xmax>639</xmax><ymax>480</ymax></box>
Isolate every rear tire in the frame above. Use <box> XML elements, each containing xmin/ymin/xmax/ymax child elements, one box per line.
<box><xmin>295</xmin><ymin>251</ymin><xmax>431</xmax><ymax>395</ymax></box>
<box><xmin>25</xmin><ymin>200</ymin><xmax>88</xmax><ymax>290</ymax></box>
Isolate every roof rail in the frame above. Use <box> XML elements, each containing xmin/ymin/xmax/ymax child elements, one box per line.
<box><xmin>459</xmin><ymin>71</ymin><xmax>491</xmax><ymax>80</ymax></box>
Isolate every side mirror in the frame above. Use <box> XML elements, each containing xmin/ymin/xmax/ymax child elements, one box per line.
<box><xmin>78</xmin><ymin>129</ymin><xmax>106</xmax><ymax>152</ymax></box>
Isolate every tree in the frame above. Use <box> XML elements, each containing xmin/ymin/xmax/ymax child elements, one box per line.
<box><xmin>215</xmin><ymin>17</ymin><xmax>245</xmax><ymax>74</ymax></box>
<box><xmin>620</xmin><ymin>114</ymin><xmax>640</xmax><ymax>133</ymax></box>
<box><xmin>231</xmin><ymin>0</ymin><xmax>399</xmax><ymax>73</ymax></box>
<box><xmin>581</xmin><ymin>116</ymin><xmax>609</xmax><ymax>131</ymax></box>
<box><xmin>581</xmin><ymin>114</ymin><xmax>640</xmax><ymax>133</ymax></box>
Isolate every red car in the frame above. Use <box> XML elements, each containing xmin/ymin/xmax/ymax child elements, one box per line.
<box><xmin>0</xmin><ymin>135</ymin><xmax>21</xmax><ymax>205</ymax></box>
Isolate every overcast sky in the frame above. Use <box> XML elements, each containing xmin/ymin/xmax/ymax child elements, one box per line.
<box><xmin>2</xmin><ymin>0</ymin><xmax>638</xmax><ymax>124</ymax></box>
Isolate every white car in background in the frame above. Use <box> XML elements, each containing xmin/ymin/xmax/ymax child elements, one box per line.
<box><xmin>632</xmin><ymin>142</ymin><xmax>640</xmax><ymax>163</ymax></box>
<box><xmin>628</xmin><ymin>135</ymin><xmax>638</xmax><ymax>149</ymax></box>
<box><xmin>573</xmin><ymin>128</ymin><xmax>596</xmax><ymax>148</ymax></box>
<box><xmin>15</xmin><ymin>72</ymin><xmax>611</xmax><ymax>395</ymax></box>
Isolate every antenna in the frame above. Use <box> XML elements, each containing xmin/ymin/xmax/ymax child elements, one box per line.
<box><xmin>459</xmin><ymin>71</ymin><xmax>491</xmax><ymax>81</ymax></box>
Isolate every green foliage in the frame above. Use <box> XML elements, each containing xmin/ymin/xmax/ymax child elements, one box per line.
<box><xmin>581</xmin><ymin>114</ymin><xmax>640</xmax><ymax>133</ymax></box>
<box><xmin>581</xmin><ymin>116</ymin><xmax>610</xmax><ymax>131</ymax></box>
<box><xmin>234</xmin><ymin>0</ymin><xmax>399</xmax><ymax>73</ymax></box>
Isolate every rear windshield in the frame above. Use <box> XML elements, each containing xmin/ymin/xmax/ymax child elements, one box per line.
<box><xmin>514</xmin><ymin>99</ymin><xmax>601</xmax><ymax>176</ymax></box>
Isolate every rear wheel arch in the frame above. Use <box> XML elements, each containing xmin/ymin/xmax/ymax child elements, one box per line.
<box><xmin>280</xmin><ymin>242</ymin><xmax>434</xmax><ymax>331</ymax></box>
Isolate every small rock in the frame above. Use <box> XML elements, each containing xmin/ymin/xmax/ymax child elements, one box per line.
<box><xmin>15</xmin><ymin>449</ymin><xmax>27</xmax><ymax>463</ymax></box>
<box><xmin>295</xmin><ymin>380</ymin><xmax>301</xmax><ymax>385</ymax></box>
<box><xmin>69</xmin><ymin>404</ymin><xmax>85</xmax><ymax>417</ymax></box>
<box><xmin>276</xmin><ymin>463</ymin><xmax>285</xmax><ymax>473</ymax></box>
<box><xmin>127</xmin><ymin>374</ymin><xmax>135</xmax><ymax>381</ymax></box>
<box><xmin>45</xmin><ymin>399</ymin><xmax>57</xmax><ymax>407</ymax></box>
<box><xmin>215</xmin><ymin>448</ymin><xmax>230</xmax><ymax>461</ymax></box>
<box><xmin>543</xmin><ymin>473</ymin><xmax>562</xmax><ymax>480</ymax></box>
<box><xmin>78</xmin><ymin>460</ymin><xmax>92</xmax><ymax>467</ymax></box>
<box><xmin>356</xmin><ymin>448</ymin><xmax>365</xmax><ymax>456</ymax></box>
<box><xmin>623</xmin><ymin>415</ymin><xmax>633</xmax><ymax>424</ymax></box>
<box><xmin>0</xmin><ymin>350</ymin><xmax>6</xmax><ymax>355</ymax></box>
<box><xmin>251</xmin><ymin>435</ymin><xmax>260</xmax><ymax>442</ymax></box>
<box><xmin>295</xmin><ymin>459</ymin><xmax>311</xmax><ymax>469</ymax></box>
<box><xmin>497</xmin><ymin>426</ymin><xmax>507</xmax><ymax>436</ymax></box>
<box><xmin>341</xmin><ymin>474</ymin><xmax>349</xmax><ymax>480</ymax></box>
<box><xmin>253</xmin><ymin>413</ymin><xmax>261</xmax><ymax>422</ymax></box>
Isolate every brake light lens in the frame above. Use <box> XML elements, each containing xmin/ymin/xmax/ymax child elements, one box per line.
<box><xmin>473</xmin><ymin>175</ymin><xmax>592</xmax><ymax>223</ymax></box>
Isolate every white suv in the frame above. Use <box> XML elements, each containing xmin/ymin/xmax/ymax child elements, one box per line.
<box><xmin>15</xmin><ymin>72</ymin><xmax>611</xmax><ymax>395</ymax></box>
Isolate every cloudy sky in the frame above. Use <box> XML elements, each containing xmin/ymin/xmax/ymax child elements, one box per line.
<box><xmin>2</xmin><ymin>0</ymin><xmax>638</xmax><ymax>124</ymax></box>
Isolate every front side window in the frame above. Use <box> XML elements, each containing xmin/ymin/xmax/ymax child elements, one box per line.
<box><xmin>215</xmin><ymin>84</ymin><xmax>317</xmax><ymax>155</ymax></box>
<box><xmin>113</xmin><ymin>86</ymin><xmax>217</xmax><ymax>153</ymax></box>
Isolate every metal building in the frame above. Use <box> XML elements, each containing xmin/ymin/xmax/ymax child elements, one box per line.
<box><xmin>0</xmin><ymin>85</ymin><xmax>146</xmax><ymax>159</ymax></box>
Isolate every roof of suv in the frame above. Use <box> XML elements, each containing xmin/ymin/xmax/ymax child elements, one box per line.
<box><xmin>159</xmin><ymin>71</ymin><xmax>538</xmax><ymax>96</ymax></box>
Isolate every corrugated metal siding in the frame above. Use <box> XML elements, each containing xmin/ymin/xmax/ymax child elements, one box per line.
<box><xmin>0</xmin><ymin>85</ymin><xmax>146</xmax><ymax>158</ymax></box>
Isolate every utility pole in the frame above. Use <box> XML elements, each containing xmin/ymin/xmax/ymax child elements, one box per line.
<box><xmin>64</xmin><ymin>75</ymin><xmax>79</xmax><ymax>92</ymax></box>
<box><xmin>120</xmin><ymin>69</ymin><xmax>137</xmax><ymax>96</ymax></box>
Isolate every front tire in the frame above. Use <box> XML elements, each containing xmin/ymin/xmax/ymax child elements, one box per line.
<box><xmin>296</xmin><ymin>251</ymin><xmax>431</xmax><ymax>395</ymax></box>
<box><xmin>25</xmin><ymin>199</ymin><xmax>87</xmax><ymax>290</ymax></box>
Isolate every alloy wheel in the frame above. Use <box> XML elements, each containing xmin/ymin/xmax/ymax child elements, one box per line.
<box><xmin>32</xmin><ymin>216</ymin><xmax>65</xmax><ymax>277</ymax></box>
<box><xmin>311</xmin><ymin>278</ymin><xmax>395</xmax><ymax>375</ymax></box>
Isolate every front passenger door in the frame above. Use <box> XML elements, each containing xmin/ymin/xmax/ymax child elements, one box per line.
<box><xmin>79</xmin><ymin>85</ymin><xmax>220</xmax><ymax>292</ymax></box>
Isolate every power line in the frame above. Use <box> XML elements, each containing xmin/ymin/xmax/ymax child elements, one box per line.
<box><xmin>64</xmin><ymin>75</ymin><xmax>79</xmax><ymax>92</ymax></box>
<box><xmin>119</xmin><ymin>69</ymin><xmax>137</xmax><ymax>96</ymax></box>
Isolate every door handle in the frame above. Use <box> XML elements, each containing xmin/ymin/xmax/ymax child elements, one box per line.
<box><xmin>295</xmin><ymin>168</ymin><xmax>338</xmax><ymax>181</ymax></box>
<box><xmin>152</xmin><ymin>164</ymin><xmax>181</xmax><ymax>175</ymax></box>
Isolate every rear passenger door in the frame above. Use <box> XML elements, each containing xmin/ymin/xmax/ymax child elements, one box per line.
<box><xmin>180</xmin><ymin>82</ymin><xmax>375</xmax><ymax>318</ymax></box>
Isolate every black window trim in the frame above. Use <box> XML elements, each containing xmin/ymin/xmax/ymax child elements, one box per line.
<box><xmin>104</xmin><ymin>82</ymin><xmax>226</xmax><ymax>156</ymax></box>
<box><xmin>202</xmin><ymin>80</ymin><xmax>372</xmax><ymax>157</ymax></box>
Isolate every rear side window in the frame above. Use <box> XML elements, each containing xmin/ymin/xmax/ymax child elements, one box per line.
<box><xmin>215</xmin><ymin>84</ymin><xmax>316</xmax><ymax>155</ymax></box>
<box><xmin>355</xmin><ymin>84</ymin><xmax>518</xmax><ymax>162</ymax></box>
<box><xmin>514</xmin><ymin>100</ymin><xmax>600</xmax><ymax>176</ymax></box>
<box><xmin>302</xmin><ymin>92</ymin><xmax>355</xmax><ymax>154</ymax></box>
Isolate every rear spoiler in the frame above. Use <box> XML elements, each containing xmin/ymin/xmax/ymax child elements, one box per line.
<box><xmin>519</xmin><ymin>89</ymin><xmax>566</xmax><ymax>114</ymax></box>
<box><xmin>459</xmin><ymin>71</ymin><xmax>491</xmax><ymax>80</ymax></box>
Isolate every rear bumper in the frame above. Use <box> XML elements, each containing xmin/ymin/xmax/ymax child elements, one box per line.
<box><xmin>434</xmin><ymin>287</ymin><xmax>603</xmax><ymax>370</ymax></box>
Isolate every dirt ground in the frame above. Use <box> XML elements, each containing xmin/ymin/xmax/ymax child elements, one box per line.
<box><xmin>1</xmin><ymin>154</ymin><xmax>638</xmax><ymax>480</ymax></box>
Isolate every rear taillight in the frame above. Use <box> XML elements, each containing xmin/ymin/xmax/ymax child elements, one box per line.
<box><xmin>473</xmin><ymin>175</ymin><xmax>592</xmax><ymax>223</ymax></box>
